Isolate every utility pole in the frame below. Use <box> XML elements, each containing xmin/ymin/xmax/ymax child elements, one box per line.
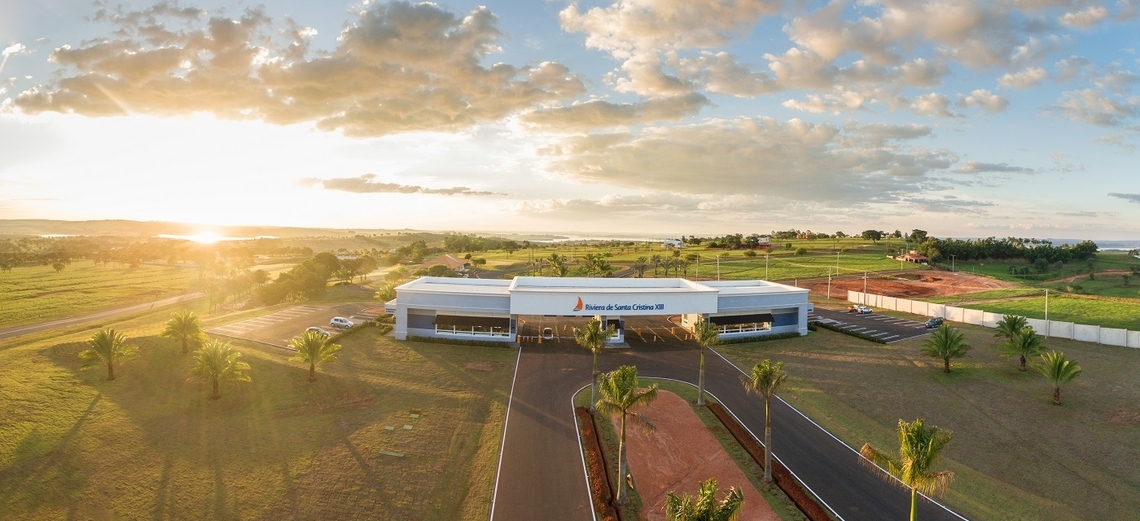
<box><xmin>717</xmin><ymin>254</ymin><xmax>721</xmax><ymax>281</ymax></box>
<box><xmin>950</xmin><ymin>254</ymin><xmax>956</xmax><ymax>272</ymax></box>
<box><xmin>863</xmin><ymin>271</ymin><xmax>868</xmax><ymax>305</ymax></box>
<box><xmin>1045</xmin><ymin>289</ymin><xmax>1049</xmax><ymax>339</ymax></box>
<box><xmin>765</xmin><ymin>252</ymin><xmax>769</xmax><ymax>280</ymax></box>
<box><xmin>836</xmin><ymin>251</ymin><xmax>840</xmax><ymax>273</ymax></box>
<box><xmin>827</xmin><ymin>267</ymin><xmax>832</xmax><ymax>299</ymax></box>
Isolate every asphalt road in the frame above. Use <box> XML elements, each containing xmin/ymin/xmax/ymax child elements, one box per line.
<box><xmin>206</xmin><ymin>302</ymin><xmax>381</xmax><ymax>348</ymax></box>
<box><xmin>493</xmin><ymin>315</ymin><xmax>966</xmax><ymax>521</ymax></box>
<box><xmin>0</xmin><ymin>292</ymin><xmax>206</xmax><ymax>341</ymax></box>
<box><xmin>812</xmin><ymin>307</ymin><xmax>933</xmax><ymax>344</ymax></box>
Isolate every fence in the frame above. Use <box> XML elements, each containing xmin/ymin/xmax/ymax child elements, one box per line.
<box><xmin>848</xmin><ymin>291</ymin><xmax>1140</xmax><ymax>349</ymax></box>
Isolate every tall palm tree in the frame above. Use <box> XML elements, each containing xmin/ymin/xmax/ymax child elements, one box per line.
<box><xmin>633</xmin><ymin>256</ymin><xmax>649</xmax><ymax>277</ymax></box>
<box><xmin>692</xmin><ymin>316</ymin><xmax>720</xmax><ymax>406</ymax></box>
<box><xmin>573</xmin><ymin>317</ymin><xmax>616</xmax><ymax>411</ymax></box>
<box><xmin>921</xmin><ymin>324</ymin><xmax>971</xmax><ymax>373</ymax></box>
<box><xmin>665</xmin><ymin>478</ymin><xmax>744</xmax><ymax>521</ymax></box>
<box><xmin>993</xmin><ymin>314</ymin><xmax>1029</xmax><ymax>344</ymax></box>
<box><xmin>651</xmin><ymin>254</ymin><xmax>663</xmax><ymax>276</ymax></box>
<box><xmin>999</xmin><ymin>326</ymin><xmax>1044</xmax><ymax>371</ymax></box>
<box><xmin>1035</xmin><ymin>351</ymin><xmax>1082</xmax><ymax>405</ymax></box>
<box><xmin>595</xmin><ymin>365</ymin><xmax>658</xmax><ymax>506</ymax></box>
<box><xmin>159</xmin><ymin>311</ymin><xmax>207</xmax><ymax>354</ymax></box>
<box><xmin>289</xmin><ymin>329</ymin><xmax>343</xmax><ymax>382</ymax></box>
<box><xmin>190</xmin><ymin>339</ymin><xmax>251</xmax><ymax>399</ymax></box>
<box><xmin>860</xmin><ymin>419</ymin><xmax>954</xmax><ymax>521</ymax></box>
<box><xmin>742</xmin><ymin>359</ymin><xmax>788</xmax><ymax>483</ymax></box>
<box><xmin>79</xmin><ymin>328</ymin><xmax>138</xmax><ymax>381</ymax></box>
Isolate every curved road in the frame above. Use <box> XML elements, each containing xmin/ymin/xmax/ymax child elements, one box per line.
<box><xmin>492</xmin><ymin>316</ymin><xmax>967</xmax><ymax>521</ymax></box>
<box><xmin>0</xmin><ymin>292</ymin><xmax>205</xmax><ymax>340</ymax></box>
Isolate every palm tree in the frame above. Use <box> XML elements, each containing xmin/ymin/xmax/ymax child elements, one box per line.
<box><xmin>921</xmin><ymin>324</ymin><xmax>971</xmax><ymax>373</ymax></box>
<box><xmin>159</xmin><ymin>311</ymin><xmax>207</xmax><ymax>354</ymax></box>
<box><xmin>999</xmin><ymin>326</ymin><xmax>1043</xmax><ymax>371</ymax></box>
<box><xmin>190</xmin><ymin>339</ymin><xmax>251</xmax><ymax>399</ymax></box>
<box><xmin>860</xmin><ymin>419</ymin><xmax>954</xmax><ymax>521</ymax></box>
<box><xmin>289</xmin><ymin>329</ymin><xmax>343</xmax><ymax>382</ymax></box>
<box><xmin>595</xmin><ymin>365</ymin><xmax>659</xmax><ymax>506</ymax></box>
<box><xmin>993</xmin><ymin>314</ymin><xmax>1028</xmax><ymax>344</ymax></box>
<box><xmin>692</xmin><ymin>316</ymin><xmax>720</xmax><ymax>406</ymax></box>
<box><xmin>79</xmin><ymin>328</ymin><xmax>139</xmax><ymax>381</ymax></box>
<box><xmin>633</xmin><ymin>256</ymin><xmax>648</xmax><ymax>277</ymax></box>
<box><xmin>573</xmin><ymin>317</ymin><xmax>616</xmax><ymax>411</ymax></box>
<box><xmin>665</xmin><ymin>477</ymin><xmax>744</xmax><ymax>521</ymax></box>
<box><xmin>742</xmin><ymin>359</ymin><xmax>788</xmax><ymax>483</ymax></box>
<box><xmin>652</xmin><ymin>254</ymin><xmax>663</xmax><ymax>276</ymax></box>
<box><xmin>1035</xmin><ymin>351</ymin><xmax>1082</xmax><ymax>405</ymax></box>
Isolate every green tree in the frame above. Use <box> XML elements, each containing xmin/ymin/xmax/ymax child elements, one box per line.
<box><xmin>1035</xmin><ymin>351</ymin><xmax>1082</xmax><ymax>405</ymax></box>
<box><xmin>159</xmin><ymin>311</ymin><xmax>207</xmax><ymax>354</ymax></box>
<box><xmin>595</xmin><ymin>365</ymin><xmax>658</xmax><ymax>506</ymax></box>
<box><xmin>993</xmin><ymin>314</ymin><xmax>1028</xmax><ymax>344</ymax></box>
<box><xmin>999</xmin><ymin>327</ymin><xmax>1044</xmax><ymax>372</ymax></box>
<box><xmin>79</xmin><ymin>328</ymin><xmax>139</xmax><ymax>381</ymax></box>
<box><xmin>742</xmin><ymin>359</ymin><xmax>788</xmax><ymax>483</ymax></box>
<box><xmin>692</xmin><ymin>316</ymin><xmax>720</xmax><ymax>406</ymax></box>
<box><xmin>665</xmin><ymin>478</ymin><xmax>744</xmax><ymax>521</ymax></box>
<box><xmin>633</xmin><ymin>256</ymin><xmax>649</xmax><ymax>277</ymax></box>
<box><xmin>289</xmin><ymin>329</ymin><xmax>343</xmax><ymax>382</ymax></box>
<box><xmin>860</xmin><ymin>419</ymin><xmax>954</xmax><ymax>521</ymax></box>
<box><xmin>921</xmin><ymin>324</ymin><xmax>971</xmax><ymax>373</ymax></box>
<box><xmin>573</xmin><ymin>317</ymin><xmax>616</xmax><ymax>411</ymax></box>
<box><xmin>190</xmin><ymin>339</ymin><xmax>251</xmax><ymax>399</ymax></box>
<box><xmin>651</xmin><ymin>254</ymin><xmax>663</xmax><ymax>276</ymax></box>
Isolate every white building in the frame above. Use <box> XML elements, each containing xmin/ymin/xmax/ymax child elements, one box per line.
<box><xmin>386</xmin><ymin>276</ymin><xmax>811</xmax><ymax>343</ymax></box>
<box><xmin>661</xmin><ymin>238</ymin><xmax>684</xmax><ymax>249</ymax></box>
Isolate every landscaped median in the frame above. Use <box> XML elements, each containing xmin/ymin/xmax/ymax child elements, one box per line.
<box><xmin>574</xmin><ymin>379</ymin><xmax>826</xmax><ymax>521</ymax></box>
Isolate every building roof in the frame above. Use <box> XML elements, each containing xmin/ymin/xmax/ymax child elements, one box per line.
<box><xmin>421</xmin><ymin>254</ymin><xmax>467</xmax><ymax>270</ymax></box>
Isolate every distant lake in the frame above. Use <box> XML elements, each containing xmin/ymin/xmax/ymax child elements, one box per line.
<box><xmin>157</xmin><ymin>234</ymin><xmax>278</xmax><ymax>242</ymax></box>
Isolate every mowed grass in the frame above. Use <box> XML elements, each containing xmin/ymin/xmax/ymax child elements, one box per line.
<box><xmin>715</xmin><ymin>327</ymin><xmax>1140</xmax><ymax>521</ymax></box>
<box><xmin>960</xmin><ymin>294</ymin><xmax>1140</xmax><ymax>330</ymax></box>
<box><xmin>0</xmin><ymin>263</ymin><xmax>201</xmax><ymax>329</ymax></box>
<box><xmin>0</xmin><ymin>307</ymin><xmax>516</xmax><ymax>521</ymax></box>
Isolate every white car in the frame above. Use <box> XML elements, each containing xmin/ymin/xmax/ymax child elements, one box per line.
<box><xmin>330</xmin><ymin>317</ymin><xmax>355</xmax><ymax>329</ymax></box>
<box><xmin>850</xmin><ymin>305</ymin><xmax>873</xmax><ymax>314</ymax></box>
<box><xmin>542</xmin><ymin>327</ymin><xmax>554</xmax><ymax>340</ymax></box>
<box><xmin>305</xmin><ymin>326</ymin><xmax>331</xmax><ymax>337</ymax></box>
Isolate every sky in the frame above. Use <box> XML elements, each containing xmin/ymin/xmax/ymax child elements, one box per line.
<box><xmin>1</xmin><ymin>0</ymin><xmax>1138</xmax><ymax>239</ymax></box>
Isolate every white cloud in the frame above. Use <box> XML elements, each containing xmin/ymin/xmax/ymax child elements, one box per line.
<box><xmin>539</xmin><ymin>117</ymin><xmax>954</xmax><ymax>205</ymax></box>
<box><xmin>999</xmin><ymin>67</ymin><xmax>1049</xmax><ymax>88</ymax></box>
<box><xmin>12</xmin><ymin>2</ymin><xmax>585</xmax><ymax>136</ymax></box>
<box><xmin>953</xmin><ymin>161</ymin><xmax>1033</xmax><ymax>174</ymax></box>
<box><xmin>958</xmin><ymin>89</ymin><xmax>1010</xmax><ymax>112</ymax></box>
<box><xmin>1054</xmin><ymin>88</ymin><xmax>1140</xmax><ymax>126</ymax></box>
<box><xmin>1059</xmin><ymin>6</ymin><xmax>1111</xmax><ymax>28</ymax></box>
<box><xmin>1054</xmin><ymin>55</ymin><xmax>1091</xmax><ymax>81</ymax></box>
<box><xmin>520</xmin><ymin>93</ymin><xmax>710</xmax><ymax>131</ymax></box>
<box><xmin>912</xmin><ymin>93</ymin><xmax>957</xmax><ymax>117</ymax></box>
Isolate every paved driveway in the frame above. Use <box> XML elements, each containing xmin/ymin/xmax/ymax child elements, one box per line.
<box><xmin>493</xmin><ymin>315</ymin><xmax>966</xmax><ymax>521</ymax></box>
<box><xmin>811</xmin><ymin>308</ymin><xmax>933</xmax><ymax>343</ymax></box>
<box><xmin>206</xmin><ymin>302</ymin><xmax>378</xmax><ymax>348</ymax></box>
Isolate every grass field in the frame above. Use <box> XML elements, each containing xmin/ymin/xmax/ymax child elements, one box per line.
<box><xmin>0</xmin><ymin>263</ymin><xmax>202</xmax><ymax>329</ymax></box>
<box><xmin>716</xmin><ymin>327</ymin><xmax>1140</xmax><ymax>521</ymax></box>
<box><xmin>960</xmin><ymin>294</ymin><xmax>1140</xmax><ymax>330</ymax></box>
<box><xmin>952</xmin><ymin>252</ymin><xmax>1139</xmax><ymax>284</ymax></box>
<box><xmin>0</xmin><ymin>305</ymin><xmax>516</xmax><ymax>521</ymax></box>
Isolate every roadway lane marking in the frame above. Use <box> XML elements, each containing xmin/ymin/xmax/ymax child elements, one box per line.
<box><xmin>884</xmin><ymin>335</ymin><xmax>901</xmax><ymax>341</ymax></box>
<box><xmin>870</xmin><ymin>331</ymin><xmax>891</xmax><ymax>338</ymax></box>
<box><xmin>489</xmin><ymin>346</ymin><xmax>523</xmax><ymax>521</ymax></box>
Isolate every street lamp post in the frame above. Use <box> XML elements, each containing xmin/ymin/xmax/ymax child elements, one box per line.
<box><xmin>765</xmin><ymin>252</ymin><xmax>769</xmax><ymax>280</ymax></box>
<box><xmin>950</xmin><ymin>254</ymin><xmax>956</xmax><ymax>272</ymax></box>
<box><xmin>827</xmin><ymin>267</ymin><xmax>832</xmax><ymax>299</ymax></box>
<box><xmin>717</xmin><ymin>254</ymin><xmax>721</xmax><ymax>281</ymax></box>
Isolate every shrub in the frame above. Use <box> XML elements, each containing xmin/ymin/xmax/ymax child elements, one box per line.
<box><xmin>406</xmin><ymin>335</ymin><xmax>512</xmax><ymax>348</ymax></box>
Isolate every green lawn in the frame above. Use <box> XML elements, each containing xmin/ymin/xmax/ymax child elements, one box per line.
<box><xmin>716</xmin><ymin>327</ymin><xmax>1140</xmax><ymax>521</ymax></box>
<box><xmin>0</xmin><ymin>305</ymin><xmax>516</xmax><ymax>520</ymax></box>
<box><xmin>0</xmin><ymin>263</ymin><xmax>201</xmax><ymax>329</ymax></box>
<box><xmin>927</xmin><ymin>288</ymin><xmax>1044</xmax><ymax>304</ymax></box>
<box><xmin>952</xmin><ymin>251</ymin><xmax>1139</xmax><ymax>285</ymax></box>
<box><xmin>1040</xmin><ymin>272</ymin><xmax>1140</xmax><ymax>300</ymax></box>
<box><xmin>960</xmin><ymin>294</ymin><xmax>1140</xmax><ymax>330</ymax></box>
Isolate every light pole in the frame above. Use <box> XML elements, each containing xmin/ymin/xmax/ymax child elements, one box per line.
<box><xmin>863</xmin><ymin>271</ymin><xmax>868</xmax><ymax>305</ymax></box>
<box><xmin>1044</xmin><ymin>288</ymin><xmax>1050</xmax><ymax>339</ymax></box>
<box><xmin>950</xmin><ymin>254</ymin><xmax>956</xmax><ymax>272</ymax></box>
<box><xmin>765</xmin><ymin>252</ymin><xmax>769</xmax><ymax>280</ymax></box>
<box><xmin>827</xmin><ymin>267</ymin><xmax>832</xmax><ymax>299</ymax></box>
<box><xmin>717</xmin><ymin>254</ymin><xmax>721</xmax><ymax>281</ymax></box>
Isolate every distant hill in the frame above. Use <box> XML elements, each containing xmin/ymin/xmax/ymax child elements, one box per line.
<box><xmin>0</xmin><ymin>219</ymin><xmax>392</xmax><ymax>238</ymax></box>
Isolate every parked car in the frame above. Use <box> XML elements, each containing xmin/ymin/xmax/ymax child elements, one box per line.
<box><xmin>541</xmin><ymin>327</ymin><xmax>554</xmax><ymax>340</ymax></box>
<box><xmin>330</xmin><ymin>317</ymin><xmax>354</xmax><ymax>329</ymax></box>
<box><xmin>925</xmin><ymin>317</ymin><xmax>945</xmax><ymax>329</ymax></box>
<box><xmin>848</xmin><ymin>305</ymin><xmax>873</xmax><ymax>314</ymax></box>
<box><xmin>305</xmin><ymin>326</ymin><xmax>331</xmax><ymax>337</ymax></box>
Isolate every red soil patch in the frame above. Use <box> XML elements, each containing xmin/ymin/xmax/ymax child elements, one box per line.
<box><xmin>800</xmin><ymin>269</ymin><xmax>1014</xmax><ymax>299</ymax></box>
<box><xmin>615</xmin><ymin>391</ymin><xmax>779</xmax><ymax>521</ymax></box>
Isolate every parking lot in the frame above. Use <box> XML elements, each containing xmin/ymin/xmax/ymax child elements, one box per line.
<box><xmin>810</xmin><ymin>307</ymin><xmax>933</xmax><ymax>343</ymax></box>
<box><xmin>207</xmin><ymin>303</ymin><xmax>380</xmax><ymax>348</ymax></box>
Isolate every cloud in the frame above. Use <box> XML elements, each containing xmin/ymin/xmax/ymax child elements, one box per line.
<box><xmin>1053</xmin><ymin>88</ymin><xmax>1140</xmax><ymax>126</ymax></box>
<box><xmin>538</xmin><ymin>117</ymin><xmax>955</xmax><ymax>205</ymax></box>
<box><xmin>953</xmin><ymin>161</ymin><xmax>1034</xmax><ymax>174</ymax></box>
<box><xmin>521</xmin><ymin>93</ymin><xmax>710</xmax><ymax>131</ymax></box>
<box><xmin>515</xmin><ymin>192</ymin><xmax>706</xmax><ymax>217</ymax></box>
<box><xmin>1094</xmin><ymin>132</ymin><xmax>1137</xmax><ymax>151</ymax></box>
<box><xmin>0</xmin><ymin>42</ymin><xmax>29</xmax><ymax>76</ymax></box>
<box><xmin>909</xmin><ymin>196</ymin><xmax>994</xmax><ymax>214</ymax></box>
<box><xmin>302</xmin><ymin>174</ymin><xmax>501</xmax><ymax>196</ymax></box>
<box><xmin>1108</xmin><ymin>192</ymin><xmax>1140</xmax><ymax>203</ymax></box>
<box><xmin>1059</xmin><ymin>6</ymin><xmax>1111</xmax><ymax>28</ymax></box>
<box><xmin>999</xmin><ymin>67</ymin><xmax>1048</xmax><ymax>88</ymax></box>
<box><xmin>1054</xmin><ymin>55</ymin><xmax>1091</xmax><ymax>81</ymax></box>
<box><xmin>958</xmin><ymin>89</ymin><xmax>1009</xmax><ymax>112</ymax></box>
<box><xmin>11</xmin><ymin>2</ymin><xmax>585</xmax><ymax>136</ymax></box>
<box><xmin>912</xmin><ymin>93</ymin><xmax>956</xmax><ymax>117</ymax></box>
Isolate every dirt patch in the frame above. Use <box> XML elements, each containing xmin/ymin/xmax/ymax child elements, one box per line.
<box><xmin>464</xmin><ymin>362</ymin><xmax>495</xmax><ymax>372</ymax></box>
<box><xmin>615</xmin><ymin>391</ymin><xmax>779</xmax><ymax>521</ymax></box>
<box><xmin>1107</xmin><ymin>407</ymin><xmax>1140</xmax><ymax>426</ymax></box>
<box><xmin>801</xmin><ymin>269</ymin><xmax>1014</xmax><ymax>299</ymax></box>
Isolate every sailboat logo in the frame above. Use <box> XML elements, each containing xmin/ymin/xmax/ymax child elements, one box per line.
<box><xmin>573</xmin><ymin>297</ymin><xmax>584</xmax><ymax>312</ymax></box>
